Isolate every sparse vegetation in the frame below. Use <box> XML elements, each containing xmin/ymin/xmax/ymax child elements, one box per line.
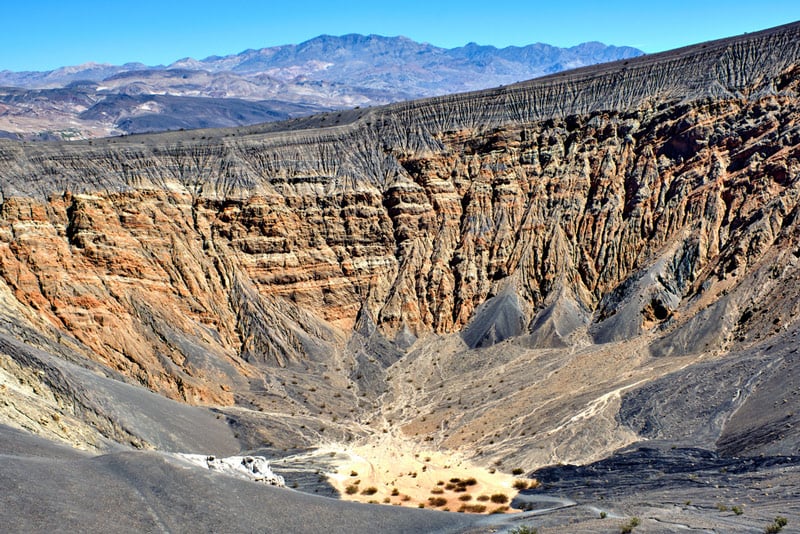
<box><xmin>511</xmin><ymin>467</ymin><xmax>525</xmax><ymax>475</ymax></box>
<box><xmin>345</xmin><ymin>484</ymin><xmax>358</xmax><ymax>495</ymax></box>
<box><xmin>620</xmin><ymin>517</ymin><xmax>640</xmax><ymax>533</ymax></box>
<box><xmin>459</xmin><ymin>503</ymin><xmax>487</xmax><ymax>513</ymax></box>
<box><xmin>431</xmin><ymin>487</ymin><xmax>444</xmax><ymax>494</ymax></box>
<box><xmin>490</xmin><ymin>493</ymin><xmax>509</xmax><ymax>504</ymax></box>
<box><xmin>600</xmin><ymin>511</ymin><xmax>608</xmax><ymax>519</ymax></box>
<box><xmin>477</xmin><ymin>495</ymin><xmax>490</xmax><ymax>502</ymax></box>
<box><xmin>360</xmin><ymin>486</ymin><xmax>378</xmax><ymax>496</ymax></box>
<box><xmin>513</xmin><ymin>479</ymin><xmax>529</xmax><ymax>490</ymax></box>
<box><xmin>765</xmin><ymin>516</ymin><xmax>788</xmax><ymax>533</ymax></box>
<box><xmin>458</xmin><ymin>494</ymin><xmax>472</xmax><ymax>501</ymax></box>
<box><xmin>428</xmin><ymin>496</ymin><xmax>447</xmax><ymax>507</ymax></box>
<box><xmin>732</xmin><ymin>505</ymin><xmax>744</xmax><ymax>516</ymax></box>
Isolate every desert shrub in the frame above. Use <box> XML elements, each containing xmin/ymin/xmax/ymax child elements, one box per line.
<box><xmin>391</xmin><ymin>488</ymin><xmax>399</xmax><ymax>496</ymax></box>
<box><xmin>345</xmin><ymin>485</ymin><xmax>358</xmax><ymax>495</ymax></box>
<box><xmin>445</xmin><ymin>483</ymin><xmax>456</xmax><ymax>490</ymax></box>
<box><xmin>428</xmin><ymin>496</ymin><xmax>447</xmax><ymax>507</ymax></box>
<box><xmin>490</xmin><ymin>505</ymin><xmax>509</xmax><ymax>514</ymax></box>
<box><xmin>436</xmin><ymin>480</ymin><xmax>445</xmax><ymax>486</ymax></box>
<box><xmin>620</xmin><ymin>517</ymin><xmax>640</xmax><ymax>533</ymax></box>
<box><xmin>509</xmin><ymin>527</ymin><xmax>538</xmax><ymax>534</ymax></box>
<box><xmin>732</xmin><ymin>505</ymin><xmax>743</xmax><ymax>515</ymax></box>
<box><xmin>449</xmin><ymin>477</ymin><xmax>461</xmax><ymax>483</ymax></box>
<box><xmin>600</xmin><ymin>511</ymin><xmax>608</xmax><ymax>519</ymax></box>
<box><xmin>490</xmin><ymin>493</ymin><xmax>509</xmax><ymax>504</ymax></box>
<box><xmin>513</xmin><ymin>479</ymin><xmax>529</xmax><ymax>490</ymax></box>
<box><xmin>511</xmin><ymin>468</ymin><xmax>525</xmax><ymax>475</ymax></box>
<box><xmin>477</xmin><ymin>495</ymin><xmax>490</xmax><ymax>502</ymax></box>
<box><xmin>383</xmin><ymin>497</ymin><xmax>390</xmax><ymax>503</ymax></box>
<box><xmin>765</xmin><ymin>516</ymin><xmax>788</xmax><ymax>533</ymax></box>
<box><xmin>360</xmin><ymin>486</ymin><xmax>378</xmax><ymax>495</ymax></box>
<box><xmin>459</xmin><ymin>503</ymin><xmax>487</xmax><ymax>513</ymax></box>
<box><xmin>716</xmin><ymin>503</ymin><xmax>728</xmax><ymax>512</ymax></box>
<box><xmin>431</xmin><ymin>487</ymin><xmax>444</xmax><ymax>494</ymax></box>
<box><xmin>459</xmin><ymin>494</ymin><xmax>472</xmax><ymax>501</ymax></box>
<box><xmin>350</xmin><ymin>470</ymin><xmax>358</xmax><ymax>476</ymax></box>
<box><xmin>463</xmin><ymin>477</ymin><xmax>477</xmax><ymax>486</ymax></box>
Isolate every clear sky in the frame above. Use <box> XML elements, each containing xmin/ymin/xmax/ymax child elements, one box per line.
<box><xmin>2</xmin><ymin>1</ymin><xmax>800</xmax><ymax>72</ymax></box>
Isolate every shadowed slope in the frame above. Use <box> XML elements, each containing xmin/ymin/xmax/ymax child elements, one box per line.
<box><xmin>0</xmin><ymin>20</ymin><xmax>800</xmax><ymax>533</ymax></box>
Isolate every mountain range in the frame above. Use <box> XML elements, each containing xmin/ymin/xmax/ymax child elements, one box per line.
<box><xmin>0</xmin><ymin>34</ymin><xmax>641</xmax><ymax>139</ymax></box>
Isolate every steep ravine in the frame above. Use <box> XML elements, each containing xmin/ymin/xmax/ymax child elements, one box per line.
<box><xmin>1</xmin><ymin>21</ymin><xmax>800</xmax><ymax>485</ymax></box>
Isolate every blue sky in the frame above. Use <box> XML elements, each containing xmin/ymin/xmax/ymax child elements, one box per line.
<box><xmin>2</xmin><ymin>1</ymin><xmax>800</xmax><ymax>71</ymax></box>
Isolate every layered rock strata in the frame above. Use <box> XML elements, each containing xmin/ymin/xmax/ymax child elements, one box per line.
<box><xmin>0</xmin><ymin>22</ymin><xmax>799</xmax><ymax>464</ymax></box>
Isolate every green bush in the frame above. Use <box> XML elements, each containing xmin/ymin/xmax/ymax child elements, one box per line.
<box><xmin>620</xmin><ymin>517</ymin><xmax>640</xmax><ymax>533</ymax></box>
<box><xmin>765</xmin><ymin>516</ymin><xmax>788</xmax><ymax>533</ymax></box>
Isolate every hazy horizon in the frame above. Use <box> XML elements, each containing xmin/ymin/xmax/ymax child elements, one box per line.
<box><xmin>2</xmin><ymin>0</ymin><xmax>800</xmax><ymax>72</ymax></box>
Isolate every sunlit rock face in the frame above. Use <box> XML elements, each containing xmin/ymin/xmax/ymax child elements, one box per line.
<box><xmin>1</xmin><ymin>22</ymin><xmax>800</xmax><ymax>467</ymax></box>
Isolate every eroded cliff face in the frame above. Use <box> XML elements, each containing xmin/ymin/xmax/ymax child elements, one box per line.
<box><xmin>1</xmin><ymin>23</ymin><xmax>800</xmax><ymax>463</ymax></box>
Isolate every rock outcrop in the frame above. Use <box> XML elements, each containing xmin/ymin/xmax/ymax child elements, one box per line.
<box><xmin>177</xmin><ymin>454</ymin><xmax>285</xmax><ymax>486</ymax></box>
<box><xmin>1</xmin><ymin>21</ymin><xmax>800</xmax><ymax>468</ymax></box>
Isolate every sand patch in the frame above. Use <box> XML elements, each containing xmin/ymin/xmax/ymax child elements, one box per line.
<box><xmin>320</xmin><ymin>433</ymin><xmax>532</xmax><ymax>513</ymax></box>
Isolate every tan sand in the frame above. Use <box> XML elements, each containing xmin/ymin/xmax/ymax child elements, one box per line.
<box><xmin>320</xmin><ymin>432</ymin><xmax>531</xmax><ymax>513</ymax></box>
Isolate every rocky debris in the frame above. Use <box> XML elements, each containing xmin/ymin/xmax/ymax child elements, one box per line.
<box><xmin>178</xmin><ymin>453</ymin><xmax>285</xmax><ymax>486</ymax></box>
<box><xmin>511</xmin><ymin>444</ymin><xmax>800</xmax><ymax>533</ymax></box>
<box><xmin>0</xmin><ymin>20</ymin><xmax>799</xmax><ymax>506</ymax></box>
